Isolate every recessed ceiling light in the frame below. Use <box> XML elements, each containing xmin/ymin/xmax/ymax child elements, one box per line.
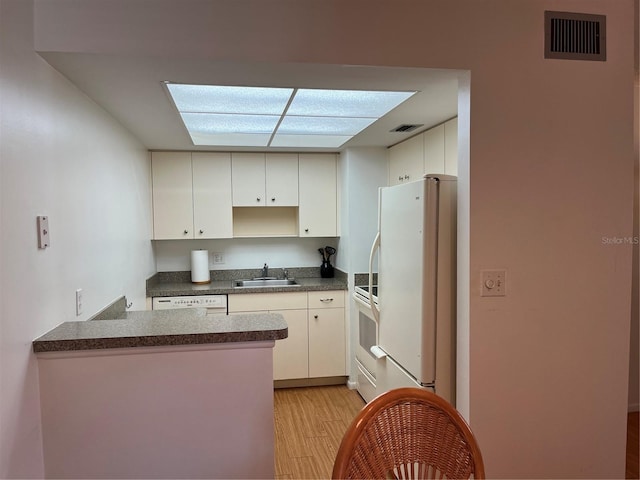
<box><xmin>165</xmin><ymin>83</ymin><xmax>417</xmax><ymax>148</ymax></box>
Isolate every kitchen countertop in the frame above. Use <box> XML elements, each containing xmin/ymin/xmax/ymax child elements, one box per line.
<box><xmin>33</xmin><ymin>308</ymin><xmax>288</xmax><ymax>353</ymax></box>
<box><xmin>146</xmin><ymin>268</ymin><xmax>348</xmax><ymax>297</ymax></box>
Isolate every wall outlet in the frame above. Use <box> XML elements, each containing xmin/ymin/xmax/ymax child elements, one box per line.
<box><xmin>75</xmin><ymin>288</ymin><xmax>83</xmax><ymax>315</ymax></box>
<box><xmin>212</xmin><ymin>252</ymin><xmax>225</xmax><ymax>265</ymax></box>
<box><xmin>481</xmin><ymin>270</ymin><xmax>506</xmax><ymax>297</ymax></box>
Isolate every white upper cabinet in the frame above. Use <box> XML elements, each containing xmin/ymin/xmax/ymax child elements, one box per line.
<box><xmin>231</xmin><ymin>153</ymin><xmax>266</xmax><ymax>206</ymax></box>
<box><xmin>388</xmin><ymin>117</ymin><xmax>458</xmax><ymax>186</ymax></box>
<box><xmin>265</xmin><ymin>153</ymin><xmax>298</xmax><ymax>206</ymax></box>
<box><xmin>192</xmin><ymin>152</ymin><xmax>233</xmax><ymax>239</ymax></box>
<box><xmin>423</xmin><ymin>123</ymin><xmax>445</xmax><ymax>175</ymax></box>
<box><xmin>151</xmin><ymin>152</ymin><xmax>194</xmax><ymax>240</ymax></box>
<box><xmin>152</xmin><ymin>151</ymin><xmax>233</xmax><ymax>240</ymax></box>
<box><xmin>389</xmin><ymin>133</ymin><xmax>424</xmax><ymax>186</ymax></box>
<box><xmin>232</xmin><ymin>153</ymin><xmax>298</xmax><ymax>207</ymax></box>
<box><xmin>152</xmin><ymin>150</ymin><xmax>339</xmax><ymax>239</ymax></box>
<box><xmin>444</xmin><ymin>117</ymin><xmax>458</xmax><ymax>176</ymax></box>
<box><xmin>299</xmin><ymin>154</ymin><xmax>337</xmax><ymax>237</ymax></box>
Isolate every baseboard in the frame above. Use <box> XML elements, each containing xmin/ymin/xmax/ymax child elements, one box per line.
<box><xmin>274</xmin><ymin>376</ymin><xmax>347</xmax><ymax>389</ymax></box>
<box><xmin>346</xmin><ymin>379</ymin><xmax>357</xmax><ymax>390</ymax></box>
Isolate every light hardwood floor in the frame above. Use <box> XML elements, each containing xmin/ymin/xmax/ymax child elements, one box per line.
<box><xmin>274</xmin><ymin>387</ymin><xmax>640</xmax><ymax>479</ymax></box>
<box><xmin>274</xmin><ymin>385</ymin><xmax>365</xmax><ymax>479</ymax></box>
<box><xmin>628</xmin><ymin>411</ymin><xmax>639</xmax><ymax>479</ymax></box>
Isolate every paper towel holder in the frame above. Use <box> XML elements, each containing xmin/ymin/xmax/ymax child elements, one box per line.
<box><xmin>191</xmin><ymin>249</ymin><xmax>211</xmax><ymax>284</ymax></box>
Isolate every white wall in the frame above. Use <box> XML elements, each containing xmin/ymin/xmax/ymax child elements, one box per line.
<box><xmin>338</xmin><ymin>147</ymin><xmax>389</xmax><ymax>386</ymax></box>
<box><xmin>14</xmin><ymin>0</ymin><xmax>638</xmax><ymax>478</ymax></box>
<box><xmin>0</xmin><ymin>1</ymin><xmax>156</xmax><ymax>477</ymax></box>
<box><xmin>340</xmin><ymin>148</ymin><xmax>389</xmax><ymax>275</ymax></box>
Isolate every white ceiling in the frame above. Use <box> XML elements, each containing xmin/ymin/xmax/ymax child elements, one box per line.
<box><xmin>40</xmin><ymin>53</ymin><xmax>460</xmax><ymax>152</ymax></box>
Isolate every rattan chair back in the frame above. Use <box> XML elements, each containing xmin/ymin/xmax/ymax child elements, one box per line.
<box><xmin>332</xmin><ymin>387</ymin><xmax>485</xmax><ymax>479</ymax></box>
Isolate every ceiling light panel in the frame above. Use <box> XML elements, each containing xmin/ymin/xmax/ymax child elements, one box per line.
<box><xmin>166</xmin><ymin>83</ymin><xmax>418</xmax><ymax>148</ymax></box>
<box><xmin>181</xmin><ymin>113</ymin><xmax>280</xmax><ymax>134</ymax></box>
<box><xmin>270</xmin><ymin>134</ymin><xmax>352</xmax><ymax>148</ymax></box>
<box><xmin>277</xmin><ymin>116</ymin><xmax>376</xmax><ymax>135</ymax></box>
<box><xmin>287</xmin><ymin>89</ymin><xmax>416</xmax><ymax>118</ymax></box>
<box><xmin>190</xmin><ymin>132</ymin><xmax>271</xmax><ymax>147</ymax></box>
<box><xmin>167</xmin><ymin>84</ymin><xmax>293</xmax><ymax>114</ymax></box>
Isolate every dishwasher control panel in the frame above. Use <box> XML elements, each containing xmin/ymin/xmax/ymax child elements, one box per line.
<box><xmin>152</xmin><ymin>295</ymin><xmax>227</xmax><ymax>312</ymax></box>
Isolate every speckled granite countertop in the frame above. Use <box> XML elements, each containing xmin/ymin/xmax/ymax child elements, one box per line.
<box><xmin>147</xmin><ymin>267</ymin><xmax>348</xmax><ymax>297</ymax></box>
<box><xmin>33</xmin><ymin>309</ymin><xmax>288</xmax><ymax>353</ymax></box>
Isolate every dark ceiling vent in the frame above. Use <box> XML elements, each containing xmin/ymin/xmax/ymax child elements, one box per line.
<box><xmin>391</xmin><ymin>124</ymin><xmax>423</xmax><ymax>133</ymax></box>
<box><xmin>545</xmin><ymin>11</ymin><xmax>606</xmax><ymax>61</ymax></box>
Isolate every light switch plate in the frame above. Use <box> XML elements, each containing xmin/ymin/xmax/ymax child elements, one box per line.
<box><xmin>37</xmin><ymin>216</ymin><xmax>50</xmax><ymax>249</ymax></box>
<box><xmin>481</xmin><ymin>270</ymin><xmax>506</xmax><ymax>297</ymax></box>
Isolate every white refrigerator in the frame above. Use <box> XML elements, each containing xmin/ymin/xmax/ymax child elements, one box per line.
<box><xmin>369</xmin><ymin>174</ymin><xmax>457</xmax><ymax>405</ymax></box>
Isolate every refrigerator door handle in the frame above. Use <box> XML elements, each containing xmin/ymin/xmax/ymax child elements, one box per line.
<box><xmin>369</xmin><ymin>231</ymin><xmax>381</xmax><ymax>324</ymax></box>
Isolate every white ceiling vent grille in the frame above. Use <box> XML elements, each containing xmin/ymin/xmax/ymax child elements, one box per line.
<box><xmin>544</xmin><ymin>11</ymin><xmax>606</xmax><ymax>61</ymax></box>
<box><xmin>391</xmin><ymin>124</ymin><xmax>423</xmax><ymax>133</ymax></box>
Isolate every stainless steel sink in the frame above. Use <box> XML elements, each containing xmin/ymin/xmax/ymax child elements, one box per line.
<box><xmin>233</xmin><ymin>279</ymin><xmax>300</xmax><ymax>288</ymax></box>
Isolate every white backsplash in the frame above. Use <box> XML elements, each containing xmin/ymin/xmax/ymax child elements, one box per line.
<box><xmin>153</xmin><ymin>237</ymin><xmax>340</xmax><ymax>272</ymax></box>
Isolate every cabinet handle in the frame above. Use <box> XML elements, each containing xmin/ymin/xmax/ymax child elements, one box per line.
<box><xmin>305</xmin><ymin>228</ymin><xmax>309</xmax><ymax>233</ymax></box>
<box><xmin>404</xmin><ymin>174</ymin><xmax>410</xmax><ymax>179</ymax></box>
<box><xmin>271</xmin><ymin>197</ymin><xmax>276</xmax><ymax>202</ymax></box>
<box><xmin>183</xmin><ymin>230</ymin><xmax>189</xmax><ymax>235</ymax></box>
<box><xmin>314</xmin><ymin>315</ymin><xmax>319</xmax><ymax>319</ymax></box>
<box><xmin>199</xmin><ymin>229</ymin><xmax>204</xmax><ymax>234</ymax></box>
<box><xmin>398</xmin><ymin>176</ymin><xmax>403</xmax><ymax>181</ymax></box>
<box><xmin>257</xmin><ymin>197</ymin><xmax>261</xmax><ymax>202</ymax></box>
<box><xmin>320</xmin><ymin>298</ymin><xmax>334</xmax><ymax>303</ymax></box>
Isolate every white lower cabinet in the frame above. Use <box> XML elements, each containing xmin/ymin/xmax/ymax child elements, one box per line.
<box><xmin>227</xmin><ymin>290</ymin><xmax>346</xmax><ymax>380</ymax></box>
<box><xmin>308</xmin><ymin>307</ymin><xmax>346</xmax><ymax>377</ymax></box>
<box><xmin>307</xmin><ymin>290</ymin><xmax>346</xmax><ymax>378</ymax></box>
<box><xmin>272</xmin><ymin>309</ymin><xmax>308</xmax><ymax>380</ymax></box>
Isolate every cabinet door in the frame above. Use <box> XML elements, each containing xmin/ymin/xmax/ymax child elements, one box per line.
<box><xmin>151</xmin><ymin>152</ymin><xmax>193</xmax><ymax>239</ymax></box>
<box><xmin>266</xmin><ymin>153</ymin><xmax>298</xmax><ymax>206</ymax></box>
<box><xmin>192</xmin><ymin>152</ymin><xmax>233</xmax><ymax>239</ymax></box>
<box><xmin>308</xmin><ymin>307</ymin><xmax>345</xmax><ymax>377</ymax></box>
<box><xmin>444</xmin><ymin>117</ymin><xmax>458</xmax><ymax>176</ymax></box>
<box><xmin>299</xmin><ymin>154</ymin><xmax>337</xmax><ymax>237</ymax></box>
<box><xmin>227</xmin><ymin>292</ymin><xmax>307</xmax><ymax>313</ymax></box>
<box><xmin>272</xmin><ymin>309</ymin><xmax>308</xmax><ymax>380</ymax></box>
<box><xmin>388</xmin><ymin>133</ymin><xmax>424</xmax><ymax>186</ymax></box>
<box><xmin>231</xmin><ymin>153</ymin><xmax>265</xmax><ymax>206</ymax></box>
<box><xmin>423</xmin><ymin>123</ymin><xmax>445</xmax><ymax>175</ymax></box>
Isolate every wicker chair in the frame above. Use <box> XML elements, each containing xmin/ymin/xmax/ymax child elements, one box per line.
<box><xmin>332</xmin><ymin>388</ymin><xmax>485</xmax><ymax>479</ymax></box>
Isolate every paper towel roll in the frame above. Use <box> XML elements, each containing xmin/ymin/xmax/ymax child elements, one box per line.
<box><xmin>191</xmin><ymin>250</ymin><xmax>211</xmax><ymax>284</ymax></box>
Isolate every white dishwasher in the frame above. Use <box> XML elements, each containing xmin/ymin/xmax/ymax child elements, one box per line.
<box><xmin>152</xmin><ymin>295</ymin><xmax>228</xmax><ymax>315</ymax></box>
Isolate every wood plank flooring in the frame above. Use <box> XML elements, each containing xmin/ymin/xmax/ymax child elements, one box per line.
<box><xmin>628</xmin><ymin>411</ymin><xmax>639</xmax><ymax>479</ymax></box>
<box><xmin>274</xmin><ymin>385</ymin><xmax>365</xmax><ymax>479</ymax></box>
<box><xmin>274</xmin><ymin>387</ymin><xmax>640</xmax><ymax>479</ymax></box>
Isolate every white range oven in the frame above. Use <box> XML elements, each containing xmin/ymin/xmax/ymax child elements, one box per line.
<box><xmin>353</xmin><ymin>285</ymin><xmax>378</xmax><ymax>402</ymax></box>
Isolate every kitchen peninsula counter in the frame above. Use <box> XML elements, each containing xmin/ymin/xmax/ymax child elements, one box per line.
<box><xmin>32</xmin><ymin>309</ymin><xmax>287</xmax><ymax>353</ymax></box>
<box><xmin>34</xmin><ymin>301</ymin><xmax>286</xmax><ymax>479</ymax></box>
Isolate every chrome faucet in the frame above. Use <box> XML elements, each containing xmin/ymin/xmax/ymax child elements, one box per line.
<box><xmin>261</xmin><ymin>263</ymin><xmax>269</xmax><ymax>278</ymax></box>
<box><xmin>283</xmin><ymin>268</ymin><xmax>289</xmax><ymax>279</ymax></box>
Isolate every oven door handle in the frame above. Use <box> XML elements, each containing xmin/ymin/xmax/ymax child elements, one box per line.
<box><xmin>368</xmin><ymin>231</ymin><xmax>381</xmax><ymax>324</ymax></box>
<box><xmin>353</xmin><ymin>294</ymin><xmax>370</xmax><ymax>310</ymax></box>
